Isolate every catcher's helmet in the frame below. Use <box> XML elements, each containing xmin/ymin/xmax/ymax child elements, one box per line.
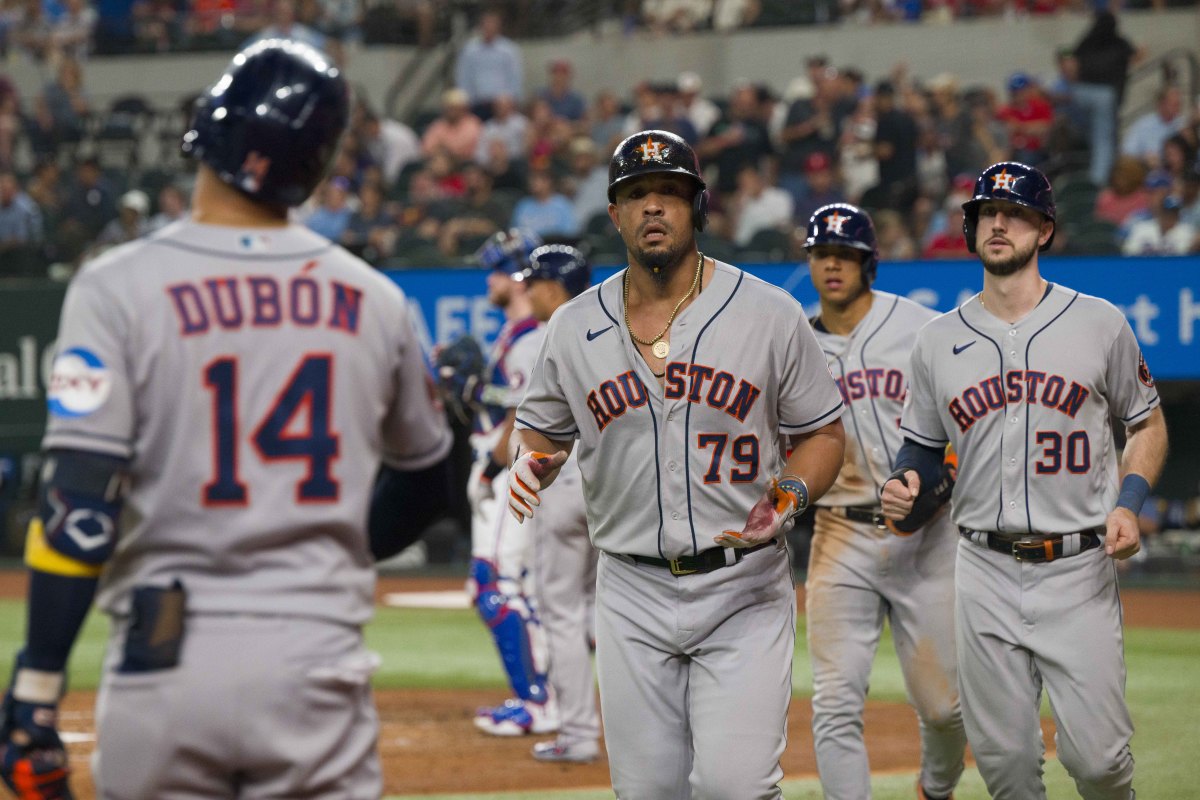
<box><xmin>476</xmin><ymin>228</ymin><xmax>543</xmax><ymax>273</ymax></box>
<box><xmin>515</xmin><ymin>244</ymin><xmax>591</xmax><ymax>298</ymax></box>
<box><xmin>182</xmin><ymin>39</ymin><xmax>349</xmax><ymax>210</ymax></box>
<box><xmin>804</xmin><ymin>203</ymin><xmax>879</xmax><ymax>285</ymax></box>
<box><xmin>607</xmin><ymin>129</ymin><xmax>709</xmax><ymax>231</ymax></box>
<box><xmin>962</xmin><ymin>161</ymin><xmax>1056</xmax><ymax>253</ymax></box>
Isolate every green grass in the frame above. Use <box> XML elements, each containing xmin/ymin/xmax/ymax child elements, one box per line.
<box><xmin>0</xmin><ymin>599</ymin><xmax>1195</xmax><ymax>798</ymax></box>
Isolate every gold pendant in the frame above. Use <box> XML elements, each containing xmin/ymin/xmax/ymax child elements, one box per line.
<box><xmin>652</xmin><ymin>340</ymin><xmax>670</xmax><ymax>359</ymax></box>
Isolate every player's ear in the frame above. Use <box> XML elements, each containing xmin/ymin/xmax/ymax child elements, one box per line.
<box><xmin>1039</xmin><ymin>218</ymin><xmax>1054</xmax><ymax>248</ymax></box>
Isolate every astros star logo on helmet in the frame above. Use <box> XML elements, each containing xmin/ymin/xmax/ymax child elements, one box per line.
<box><xmin>991</xmin><ymin>169</ymin><xmax>1016</xmax><ymax>192</ymax></box>
<box><xmin>824</xmin><ymin>211</ymin><xmax>849</xmax><ymax>235</ymax></box>
<box><xmin>637</xmin><ymin>136</ymin><xmax>666</xmax><ymax>163</ymax></box>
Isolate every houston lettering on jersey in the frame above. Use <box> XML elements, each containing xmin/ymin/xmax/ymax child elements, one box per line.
<box><xmin>948</xmin><ymin>370</ymin><xmax>1090</xmax><ymax>433</ymax></box>
<box><xmin>586</xmin><ymin>362</ymin><xmax>762</xmax><ymax>432</ymax></box>
<box><xmin>835</xmin><ymin>368</ymin><xmax>906</xmax><ymax>406</ymax></box>
<box><xmin>166</xmin><ymin>273</ymin><xmax>363</xmax><ymax>336</ymax></box>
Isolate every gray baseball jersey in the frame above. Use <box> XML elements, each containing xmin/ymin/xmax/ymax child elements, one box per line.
<box><xmin>516</xmin><ymin>259</ymin><xmax>843</xmax><ymax>795</ymax></box>
<box><xmin>807</xmin><ymin>290</ymin><xmax>965</xmax><ymax>799</ymax></box>
<box><xmin>899</xmin><ymin>281</ymin><xmax>1156</xmax><ymax>799</ymax></box>
<box><xmin>43</xmin><ymin>220</ymin><xmax>453</xmax><ymax>624</ymax></box>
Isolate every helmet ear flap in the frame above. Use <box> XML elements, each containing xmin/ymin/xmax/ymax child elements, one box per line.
<box><xmin>963</xmin><ymin>209</ymin><xmax>978</xmax><ymax>254</ymax></box>
<box><xmin>693</xmin><ymin>187</ymin><xmax>709</xmax><ymax>231</ymax></box>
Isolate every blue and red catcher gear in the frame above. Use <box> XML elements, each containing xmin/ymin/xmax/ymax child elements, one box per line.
<box><xmin>607</xmin><ymin>129</ymin><xmax>709</xmax><ymax>231</ymax></box>
<box><xmin>514</xmin><ymin>244</ymin><xmax>591</xmax><ymax>299</ymax></box>
<box><xmin>182</xmin><ymin>39</ymin><xmax>350</xmax><ymax>209</ymax></box>
<box><xmin>962</xmin><ymin>161</ymin><xmax>1056</xmax><ymax>253</ymax></box>
<box><xmin>804</xmin><ymin>203</ymin><xmax>880</xmax><ymax>285</ymax></box>
<box><xmin>475</xmin><ymin>228</ymin><xmax>543</xmax><ymax>273</ymax></box>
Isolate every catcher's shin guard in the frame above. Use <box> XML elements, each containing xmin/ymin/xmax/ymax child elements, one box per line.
<box><xmin>468</xmin><ymin>559</ymin><xmax>550</xmax><ymax>704</ymax></box>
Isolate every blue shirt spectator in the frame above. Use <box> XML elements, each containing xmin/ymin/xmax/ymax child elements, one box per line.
<box><xmin>1121</xmin><ymin>85</ymin><xmax>1188</xmax><ymax>169</ymax></box>
<box><xmin>455</xmin><ymin>10</ymin><xmax>523</xmax><ymax>110</ymax></box>
<box><xmin>511</xmin><ymin>170</ymin><xmax>579</xmax><ymax>238</ymax></box>
<box><xmin>537</xmin><ymin>59</ymin><xmax>586</xmax><ymax>122</ymax></box>
<box><xmin>305</xmin><ymin>177</ymin><xmax>354</xmax><ymax>241</ymax></box>
<box><xmin>0</xmin><ymin>171</ymin><xmax>43</xmax><ymax>245</ymax></box>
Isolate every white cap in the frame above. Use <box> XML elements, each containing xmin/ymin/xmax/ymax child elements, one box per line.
<box><xmin>677</xmin><ymin>71</ymin><xmax>702</xmax><ymax>93</ymax></box>
<box><xmin>120</xmin><ymin>189</ymin><xmax>149</xmax><ymax>215</ymax></box>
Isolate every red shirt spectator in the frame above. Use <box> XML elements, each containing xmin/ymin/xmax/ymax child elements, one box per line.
<box><xmin>997</xmin><ymin>73</ymin><xmax>1053</xmax><ymax>158</ymax></box>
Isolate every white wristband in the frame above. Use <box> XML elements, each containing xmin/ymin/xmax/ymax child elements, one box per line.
<box><xmin>13</xmin><ymin>668</ymin><xmax>64</xmax><ymax>704</ymax></box>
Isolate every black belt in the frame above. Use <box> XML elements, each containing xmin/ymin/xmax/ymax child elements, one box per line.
<box><xmin>959</xmin><ymin>527</ymin><xmax>1104</xmax><ymax>563</ymax></box>
<box><xmin>629</xmin><ymin>539</ymin><xmax>777</xmax><ymax>576</ymax></box>
<box><xmin>826</xmin><ymin>505</ymin><xmax>887</xmax><ymax>528</ymax></box>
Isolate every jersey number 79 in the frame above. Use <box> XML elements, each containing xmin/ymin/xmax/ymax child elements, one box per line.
<box><xmin>202</xmin><ymin>353</ymin><xmax>340</xmax><ymax>506</ymax></box>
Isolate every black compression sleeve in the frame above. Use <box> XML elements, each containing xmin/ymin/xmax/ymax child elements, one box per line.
<box><xmin>368</xmin><ymin>456</ymin><xmax>455</xmax><ymax>561</ymax></box>
<box><xmin>891</xmin><ymin>438</ymin><xmax>945</xmax><ymax>491</ymax></box>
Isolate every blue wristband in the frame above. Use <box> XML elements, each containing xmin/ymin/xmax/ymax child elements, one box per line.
<box><xmin>1116</xmin><ymin>474</ymin><xmax>1151</xmax><ymax>515</ymax></box>
<box><xmin>776</xmin><ymin>475</ymin><xmax>809</xmax><ymax>512</ymax></box>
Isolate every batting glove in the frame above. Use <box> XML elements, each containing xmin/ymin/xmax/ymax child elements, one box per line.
<box><xmin>507</xmin><ymin>451</ymin><xmax>568</xmax><ymax>523</ymax></box>
<box><xmin>714</xmin><ymin>476</ymin><xmax>808</xmax><ymax>549</ymax></box>
<box><xmin>467</xmin><ymin>458</ymin><xmax>503</xmax><ymax>516</ymax></box>
<box><xmin>0</xmin><ymin>657</ymin><xmax>72</xmax><ymax>800</ymax></box>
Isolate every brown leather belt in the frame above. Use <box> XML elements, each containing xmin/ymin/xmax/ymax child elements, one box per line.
<box><xmin>629</xmin><ymin>539</ymin><xmax>777</xmax><ymax>576</ymax></box>
<box><xmin>958</xmin><ymin>527</ymin><xmax>1104</xmax><ymax>563</ymax></box>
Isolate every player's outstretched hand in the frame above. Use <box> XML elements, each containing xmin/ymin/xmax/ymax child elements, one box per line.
<box><xmin>467</xmin><ymin>471</ymin><xmax>495</xmax><ymax>516</ymax></box>
<box><xmin>1104</xmin><ymin>507</ymin><xmax>1141</xmax><ymax>560</ymax></box>
<box><xmin>881</xmin><ymin>469</ymin><xmax>920</xmax><ymax>521</ymax></box>
<box><xmin>715</xmin><ymin>477</ymin><xmax>805</xmax><ymax>549</ymax></box>
<box><xmin>0</xmin><ymin>680</ymin><xmax>73</xmax><ymax>800</ymax></box>
<box><xmin>507</xmin><ymin>450</ymin><xmax>568</xmax><ymax>523</ymax></box>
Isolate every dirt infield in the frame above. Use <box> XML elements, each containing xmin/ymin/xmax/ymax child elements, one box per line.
<box><xmin>5</xmin><ymin>573</ymin><xmax>1196</xmax><ymax>797</ymax></box>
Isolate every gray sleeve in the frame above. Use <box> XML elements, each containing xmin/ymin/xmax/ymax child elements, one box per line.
<box><xmin>899</xmin><ymin>334</ymin><xmax>949</xmax><ymax>447</ymax></box>
<box><xmin>515</xmin><ymin>324</ymin><xmax>578</xmax><ymax>438</ymax></box>
<box><xmin>380</xmin><ymin>304</ymin><xmax>453</xmax><ymax>470</ymax></box>
<box><xmin>778</xmin><ymin>314</ymin><xmax>844</xmax><ymax>433</ymax></box>
<box><xmin>41</xmin><ymin>270</ymin><xmax>136</xmax><ymax>458</ymax></box>
<box><xmin>1105</xmin><ymin>319</ymin><xmax>1160</xmax><ymax>425</ymax></box>
<box><xmin>501</xmin><ymin>328</ymin><xmax>543</xmax><ymax>409</ymax></box>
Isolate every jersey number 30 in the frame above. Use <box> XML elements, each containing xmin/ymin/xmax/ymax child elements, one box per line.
<box><xmin>202</xmin><ymin>354</ymin><xmax>339</xmax><ymax>505</ymax></box>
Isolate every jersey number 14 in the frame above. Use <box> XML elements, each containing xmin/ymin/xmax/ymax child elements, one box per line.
<box><xmin>202</xmin><ymin>354</ymin><xmax>339</xmax><ymax>505</ymax></box>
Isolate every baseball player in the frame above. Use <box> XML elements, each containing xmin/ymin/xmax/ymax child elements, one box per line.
<box><xmin>465</xmin><ymin>229</ymin><xmax>560</xmax><ymax>737</ymax></box>
<box><xmin>512</xmin><ymin>244</ymin><xmax>602</xmax><ymax>764</ymax></box>
<box><xmin>0</xmin><ymin>40</ymin><xmax>454</xmax><ymax>800</ymax></box>
<box><xmin>803</xmin><ymin>202</ymin><xmax>966</xmax><ymax>800</ymax></box>
<box><xmin>507</xmin><ymin>129</ymin><xmax>846</xmax><ymax>798</ymax></box>
<box><xmin>882</xmin><ymin>161</ymin><xmax>1168</xmax><ymax>800</ymax></box>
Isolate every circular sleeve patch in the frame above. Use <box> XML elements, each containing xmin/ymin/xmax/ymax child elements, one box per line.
<box><xmin>47</xmin><ymin>347</ymin><xmax>113</xmax><ymax>418</ymax></box>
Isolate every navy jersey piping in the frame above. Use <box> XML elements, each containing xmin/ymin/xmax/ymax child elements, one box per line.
<box><xmin>1022</xmin><ymin>289</ymin><xmax>1079</xmax><ymax>532</ymax></box>
<box><xmin>780</xmin><ymin>401</ymin><xmax>843</xmax><ymax>430</ymax></box>
<box><xmin>860</xmin><ymin>294</ymin><xmax>900</xmax><ymax>475</ymax></box>
<box><xmin>43</xmin><ymin>429</ymin><xmax>133</xmax><ymax>447</ymax></box>
<box><xmin>640</xmin><ymin>373</ymin><xmax>667</xmax><ymax>561</ymax></box>
<box><xmin>827</xmin><ymin>349</ymin><xmax>877</xmax><ymax>490</ymax></box>
<box><xmin>956</xmin><ymin>304</ymin><xmax>1006</xmax><ymax>532</ymax></box>
<box><xmin>684</xmin><ymin>269</ymin><xmax>744</xmax><ymax>555</ymax></box>
<box><xmin>513</xmin><ymin>418</ymin><xmax>579</xmax><ymax>439</ymax></box>
<box><xmin>595</xmin><ymin>273</ymin><xmax>623</xmax><ymax>328</ymax></box>
<box><xmin>151</xmin><ymin>236</ymin><xmax>334</xmax><ymax>261</ymax></box>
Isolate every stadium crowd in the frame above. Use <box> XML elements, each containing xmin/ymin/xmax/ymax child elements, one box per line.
<box><xmin>0</xmin><ymin>3</ymin><xmax>1198</xmax><ymax>279</ymax></box>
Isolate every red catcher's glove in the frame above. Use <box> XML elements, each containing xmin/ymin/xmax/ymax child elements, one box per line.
<box><xmin>507</xmin><ymin>450</ymin><xmax>568</xmax><ymax>523</ymax></box>
<box><xmin>714</xmin><ymin>476</ymin><xmax>808</xmax><ymax>548</ymax></box>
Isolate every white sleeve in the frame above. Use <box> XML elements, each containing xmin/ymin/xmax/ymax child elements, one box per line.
<box><xmin>778</xmin><ymin>314</ymin><xmax>844</xmax><ymax>434</ymax></box>
<box><xmin>515</xmin><ymin>322</ymin><xmax>578</xmax><ymax>439</ymax></box>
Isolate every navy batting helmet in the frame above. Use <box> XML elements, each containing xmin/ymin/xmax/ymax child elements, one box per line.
<box><xmin>962</xmin><ymin>161</ymin><xmax>1056</xmax><ymax>253</ymax></box>
<box><xmin>607</xmin><ymin>129</ymin><xmax>709</xmax><ymax>231</ymax></box>
<box><xmin>804</xmin><ymin>203</ymin><xmax>880</xmax><ymax>284</ymax></box>
<box><xmin>475</xmin><ymin>228</ymin><xmax>543</xmax><ymax>273</ymax></box>
<box><xmin>182</xmin><ymin>39</ymin><xmax>349</xmax><ymax>209</ymax></box>
<box><xmin>515</xmin><ymin>244</ymin><xmax>591</xmax><ymax>298</ymax></box>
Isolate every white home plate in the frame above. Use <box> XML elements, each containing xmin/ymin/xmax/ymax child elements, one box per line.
<box><xmin>61</xmin><ymin>731</ymin><xmax>96</xmax><ymax>744</ymax></box>
<box><xmin>382</xmin><ymin>590</ymin><xmax>469</xmax><ymax>609</ymax></box>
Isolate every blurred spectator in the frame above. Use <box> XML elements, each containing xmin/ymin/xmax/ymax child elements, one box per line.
<box><xmin>0</xmin><ymin>170</ymin><xmax>44</xmax><ymax>276</ymax></box>
<box><xmin>48</xmin><ymin>0</ymin><xmax>94</xmax><ymax>60</ymax></box>
<box><xmin>341</xmin><ymin>181</ymin><xmax>395</xmax><ymax>261</ymax></box>
<box><xmin>146</xmin><ymin>183</ymin><xmax>188</xmax><ymax>231</ymax></box>
<box><xmin>996</xmin><ymin>72</ymin><xmax>1053</xmax><ymax>166</ymax></box>
<box><xmin>837</xmin><ymin>90</ymin><xmax>878</xmax><ymax>204</ymax></box>
<box><xmin>589</xmin><ymin>89</ymin><xmax>626</xmax><ymax>155</ymax></box>
<box><xmin>697</xmin><ymin>82</ymin><xmax>773</xmax><ymax>196</ymax></box>
<box><xmin>1161</xmin><ymin>133</ymin><xmax>1197</xmax><ymax>184</ymax></box>
<box><xmin>862</xmin><ymin>80</ymin><xmax>918</xmax><ymax>212</ymax></box>
<box><xmin>510</xmin><ymin>168</ymin><xmax>578</xmax><ymax>238</ymax></box>
<box><xmin>1092</xmin><ymin>158</ymin><xmax>1149</xmax><ymax>235</ymax></box>
<box><xmin>1045</xmin><ymin>48</ymin><xmax>1087</xmax><ymax>152</ymax></box>
<box><xmin>0</xmin><ymin>76</ymin><xmax>19</xmax><ymax>170</ymax></box>
<box><xmin>244</xmin><ymin>0</ymin><xmax>325</xmax><ymax>50</ymax></box>
<box><xmin>622</xmin><ymin>80</ymin><xmax>697</xmax><ymax>144</ymax></box>
<box><xmin>562</xmin><ymin>135</ymin><xmax>608</xmax><ymax>226</ymax></box>
<box><xmin>305</xmin><ymin>176</ymin><xmax>355</xmax><ymax>241</ymax></box>
<box><xmin>11</xmin><ymin>0</ymin><xmax>52</xmax><ymax>62</ymax></box>
<box><xmin>776</xmin><ymin>75</ymin><xmax>837</xmax><ymax>205</ymax></box>
<box><xmin>1178</xmin><ymin>165</ymin><xmax>1200</xmax><ymax>228</ymax></box>
<box><xmin>677</xmin><ymin>71</ymin><xmax>720</xmax><ymax>139</ymax></box>
<box><xmin>921</xmin><ymin>179</ymin><xmax>972</xmax><ymax>259</ymax></box>
<box><xmin>872</xmin><ymin>207</ymin><xmax>917</xmax><ymax>261</ymax></box>
<box><xmin>729</xmin><ymin>163</ymin><xmax>793</xmax><ymax>247</ymax></box>
<box><xmin>915</xmin><ymin>122</ymin><xmax>948</xmax><ymax>201</ymax></box>
<box><xmin>641</xmin><ymin>0</ymin><xmax>711</xmax><ymax>33</ymax></box>
<box><xmin>132</xmin><ymin>0</ymin><xmax>184</xmax><ymax>52</ymax></box>
<box><xmin>315</xmin><ymin>0</ymin><xmax>364</xmax><ymax>46</ymax></box>
<box><xmin>792</xmin><ymin>151</ymin><xmax>842</xmax><ymax>226</ymax></box>
<box><xmin>1122</xmin><ymin>194</ymin><xmax>1196</xmax><ymax>255</ymax></box>
<box><xmin>434</xmin><ymin>162</ymin><xmax>507</xmax><ymax>256</ymax></box>
<box><xmin>1072</xmin><ymin>9</ymin><xmax>1142</xmax><ymax>186</ymax></box>
<box><xmin>475</xmin><ymin>94</ymin><xmax>528</xmax><ymax>166</ymax></box>
<box><xmin>927</xmin><ymin>73</ymin><xmax>983</xmax><ymax>180</ymax></box>
<box><xmin>711</xmin><ymin>0</ymin><xmax>759</xmax><ymax>31</ymax></box>
<box><xmin>537</xmin><ymin>59</ymin><xmax>586</xmax><ymax>124</ymax></box>
<box><xmin>425</xmin><ymin>149</ymin><xmax>466</xmax><ymax>198</ymax></box>
<box><xmin>394</xmin><ymin>167</ymin><xmax>442</xmax><ymax>242</ymax></box>
<box><xmin>59</xmin><ymin>155</ymin><xmax>116</xmax><ymax>260</ymax></box>
<box><xmin>525</xmin><ymin>97</ymin><xmax>572</xmax><ymax>172</ymax></box>
<box><xmin>963</xmin><ymin>88</ymin><xmax>1008</xmax><ymax>169</ymax></box>
<box><xmin>421</xmin><ymin>88</ymin><xmax>483</xmax><ymax>162</ymax></box>
<box><xmin>1121</xmin><ymin>85</ymin><xmax>1189</xmax><ymax>170</ymax></box>
<box><xmin>92</xmin><ymin>188</ymin><xmax>149</xmax><ymax>250</ymax></box>
<box><xmin>359</xmin><ymin>110</ymin><xmax>420</xmax><ymax>189</ymax></box>
<box><xmin>480</xmin><ymin>135</ymin><xmax>526</xmax><ymax>192</ymax></box>
<box><xmin>455</xmin><ymin>9</ymin><xmax>523</xmax><ymax>119</ymax></box>
<box><xmin>35</xmin><ymin>55</ymin><xmax>91</xmax><ymax>146</ymax></box>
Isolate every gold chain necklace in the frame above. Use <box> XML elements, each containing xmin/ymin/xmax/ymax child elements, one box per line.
<box><xmin>624</xmin><ymin>251</ymin><xmax>703</xmax><ymax>360</ymax></box>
